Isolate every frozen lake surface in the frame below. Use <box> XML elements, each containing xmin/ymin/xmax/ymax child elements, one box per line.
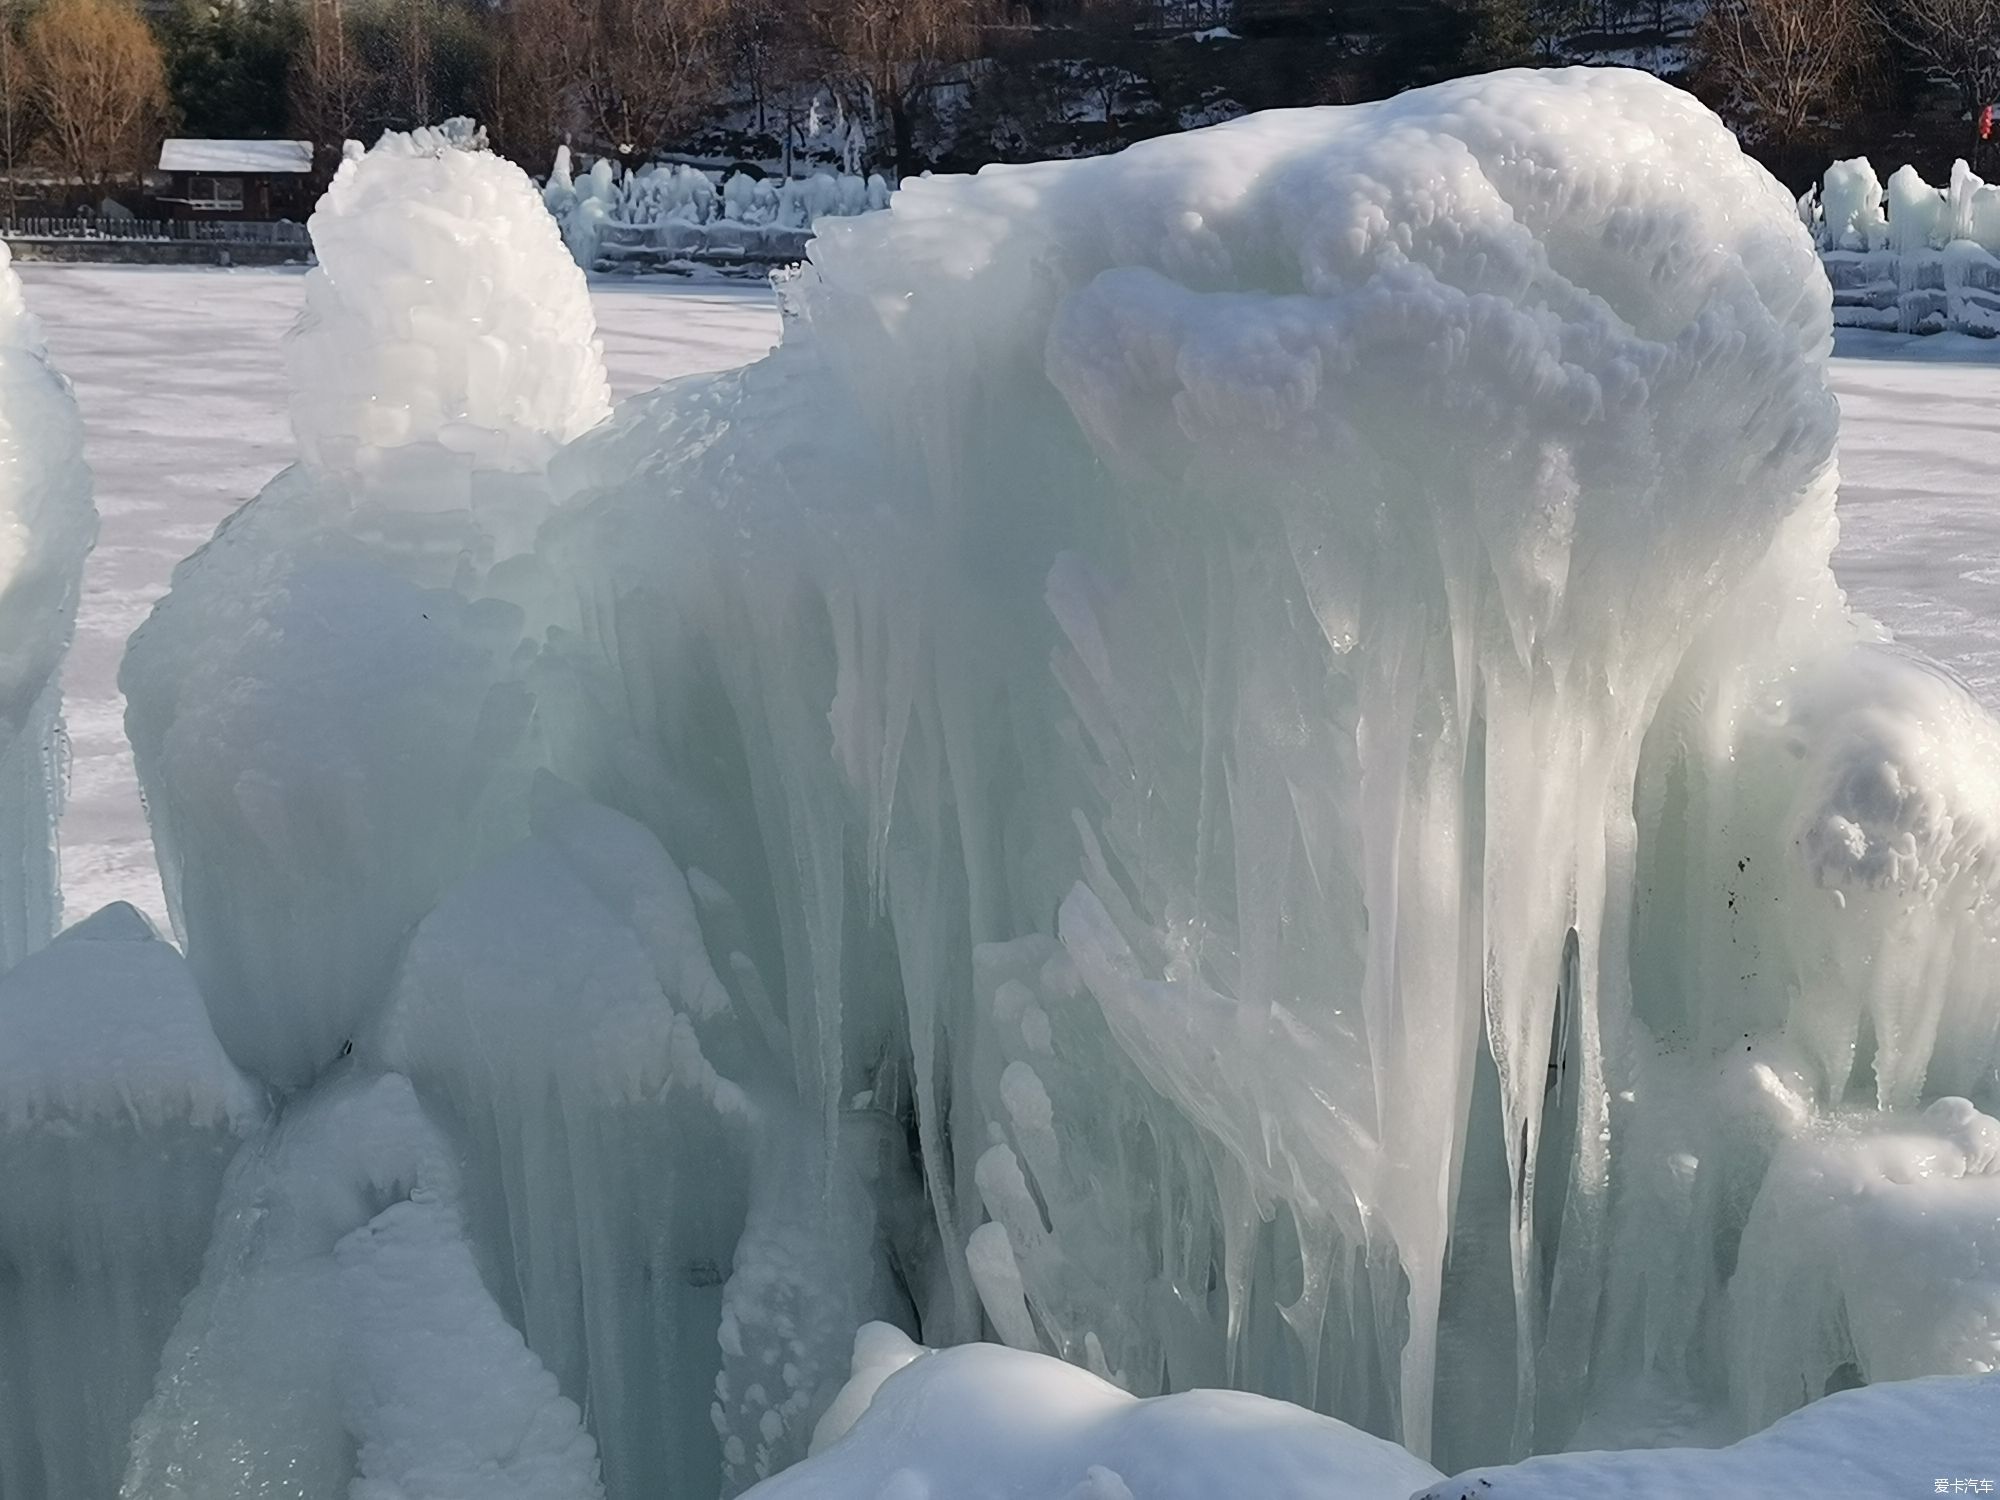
<box><xmin>15</xmin><ymin>265</ymin><xmax>2000</xmax><ymax>933</ymax></box>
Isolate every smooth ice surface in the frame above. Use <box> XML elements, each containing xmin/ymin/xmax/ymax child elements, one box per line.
<box><xmin>745</xmin><ymin>1328</ymin><xmax>1446</xmax><ymax>1500</ymax></box>
<box><xmin>53</xmin><ymin>68</ymin><xmax>2000</xmax><ymax>1496</ymax></box>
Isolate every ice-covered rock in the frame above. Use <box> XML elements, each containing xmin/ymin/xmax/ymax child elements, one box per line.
<box><xmin>0</xmin><ymin>239</ymin><xmax>94</xmax><ymax>964</ymax></box>
<box><xmin>0</xmin><ymin>904</ymin><xmax>262</xmax><ymax>1500</ymax></box>
<box><xmin>1725</xmin><ymin>1098</ymin><xmax>2000</xmax><ymax>1429</ymax></box>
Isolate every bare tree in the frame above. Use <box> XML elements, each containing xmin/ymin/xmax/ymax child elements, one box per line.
<box><xmin>0</xmin><ymin>0</ymin><xmax>29</xmax><ymax>220</ymax></box>
<box><xmin>387</xmin><ymin>0</ymin><xmax>434</xmax><ymax>129</ymax></box>
<box><xmin>809</xmin><ymin>0</ymin><xmax>993</xmax><ymax>176</ymax></box>
<box><xmin>1695</xmin><ymin>0</ymin><xmax>1872</xmax><ymax>148</ymax></box>
<box><xmin>725</xmin><ymin>0</ymin><xmax>815</xmax><ymax>150</ymax></box>
<box><xmin>575</xmin><ymin>0</ymin><xmax>729</xmax><ymax>166</ymax></box>
<box><xmin>1870</xmin><ymin>0</ymin><xmax>2000</xmax><ymax>144</ymax></box>
<box><xmin>24</xmin><ymin>0</ymin><xmax>167</xmax><ymax>202</ymax></box>
<box><xmin>487</xmin><ymin>0</ymin><xmax>586</xmax><ymax>169</ymax></box>
<box><xmin>293</xmin><ymin>0</ymin><xmax>373</xmax><ymax>157</ymax></box>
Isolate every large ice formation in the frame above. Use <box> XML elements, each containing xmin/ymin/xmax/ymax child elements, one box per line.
<box><xmin>543</xmin><ymin>147</ymin><xmax>890</xmax><ymax>272</ymax></box>
<box><xmin>1811</xmin><ymin>155</ymin><xmax>2000</xmax><ymax>335</ymax></box>
<box><xmin>108</xmin><ymin>67</ymin><xmax>2000</xmax><ymax>1498</ymax></box>
<box><xmin>0</xmin><ymin>240</ymin><xmax>94</xmax><ymax>964</ymax></box>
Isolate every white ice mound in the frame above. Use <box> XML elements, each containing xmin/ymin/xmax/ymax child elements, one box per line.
<box><xmin>0</xmin><ymin>240</ymin><xmax>94</xmax><ymax>964</ymax></box>
<box><xmin>120</xmin><ymin>68</ymin><xmax>2000</xmax><ymax>1491</ymax></box>
<box><xmin>746</xmin><ymin>1326</ymin><xmax>1445</xmax><ymax>1500</ymax></box>
<box><xmin>293</xmin><ymin>117</ymin><xmax>609</xmax><ymax>487</ymax></box>
<box><xmin>123</xmin><ymin>1071</ymin><xmax>603</xmax><ymax>1500</ymax></box>
<box><xmin>1420</xmin><ymin>1372</ymin><xmax>2000</xmax><ymax>1498</ymax></box>
<box><xmin>0</xmin><ymin>904</ymin><xmax>262</xmax><ymax>1500</ymax></box>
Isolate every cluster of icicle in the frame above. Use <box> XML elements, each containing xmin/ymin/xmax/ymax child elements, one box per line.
<box><xmin>1807</xmin><ymin>155</ymin><xmax>2000</xmax><ymax>334</ymax></box>
<box><xmin>543</xmin><ymin>146</ymin><xmax>890</xmax><ymax>271</ymax></box>
<box><xmin>1</xmin><ymin>68</ymin><xmax>1997</xmax><ymax>1500</ymax></box>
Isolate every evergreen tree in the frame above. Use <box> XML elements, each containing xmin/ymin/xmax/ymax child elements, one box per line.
<box><xmin>160</xmin><ymin>0</ymin><xmax>300</xmax><ymax>139</ymax></box>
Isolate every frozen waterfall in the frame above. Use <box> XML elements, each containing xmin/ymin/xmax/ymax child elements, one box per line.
<box><xmin>0</xmin><ymin>68</ymin><xmax>1987</xmax><ymax>1500</ymax></box>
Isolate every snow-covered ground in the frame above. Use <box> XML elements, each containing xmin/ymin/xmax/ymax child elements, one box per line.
<box><xmin>22</xmin><ymin>263</ymin><xmax>2000</xmax><ymax>936</ymax></box>
<box><xmin>18</xmin><ymin>265</ymin><xmax>782</xmax><ymax>928</ymax></box>
<box><xmin>1826</xmin><ymin>330</ymin><xmax>2000</xmax><ymax>700</ymax></box>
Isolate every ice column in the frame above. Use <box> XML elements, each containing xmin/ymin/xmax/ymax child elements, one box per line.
<box><xmin>0</xmin><ymin>240</ymin><xmax>94</xmax><ymax>964</ymax></box>
<box><xmin>122</xmin><ymin>123</ymin><xmax>608</xmax><ymax>1086</ymax></box>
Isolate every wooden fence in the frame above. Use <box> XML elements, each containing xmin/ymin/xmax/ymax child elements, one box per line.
<box><xmin>2</xmin><ymin>217</ymin><xmax>310</xmax><ymax>246</ymax></box>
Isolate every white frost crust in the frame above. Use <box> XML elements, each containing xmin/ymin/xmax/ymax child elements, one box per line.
<box><xmin>746</xmin><ymin>1331</ymin><xmax>1445</xmax><ymax>1500</ymax></box>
